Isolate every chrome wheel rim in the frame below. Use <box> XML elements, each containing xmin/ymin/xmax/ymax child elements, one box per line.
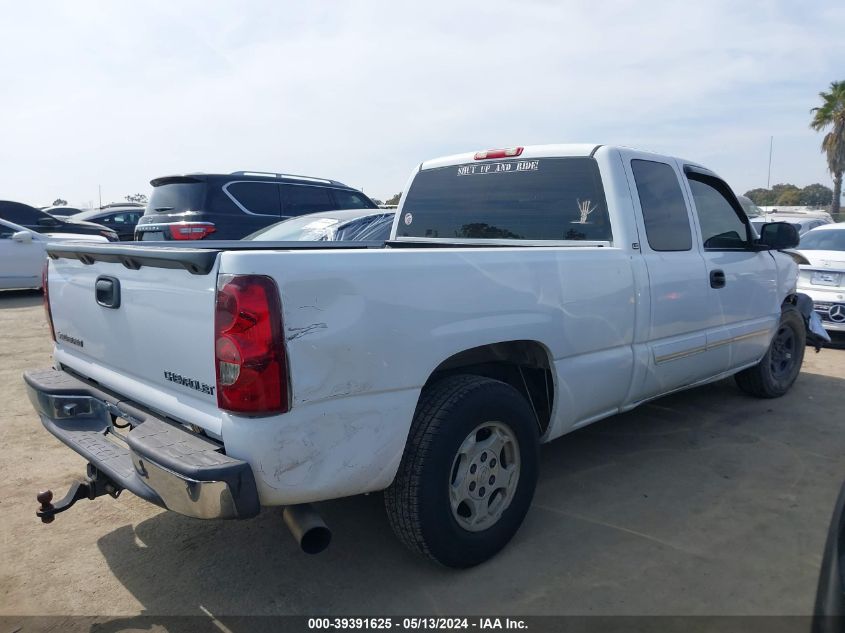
<box><xmin>448</xmin><ymin>421</ymin><xmax>520</xmax><ymax>532</ymax></box>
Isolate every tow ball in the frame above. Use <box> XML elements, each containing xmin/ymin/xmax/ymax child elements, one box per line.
<box><xmin>36</xmin><ymin>465</ymin><xmax>121</xmax><ymax>524</ymax></box>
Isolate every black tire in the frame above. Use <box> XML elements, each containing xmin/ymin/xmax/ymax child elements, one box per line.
<box><xmin>385</xmin><ymin>374</ymin><xmax>539</xmax><ymax>568</ymax></box>
<box><xmin>735</xmin><ymin>305</ymin><xmax>805</xmax><ymax>398</ymax></box>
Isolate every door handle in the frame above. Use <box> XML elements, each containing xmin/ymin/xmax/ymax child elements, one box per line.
<box><xmin>710</xmin><ymin>269</ymin><xmax>726</xmax><ymax>289</ymax></box>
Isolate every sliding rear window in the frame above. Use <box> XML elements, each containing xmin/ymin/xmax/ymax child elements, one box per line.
<box><xmin>397</xmin><ymin>157</ymin><xmax>611</xmax><ymax>241</ymax></box>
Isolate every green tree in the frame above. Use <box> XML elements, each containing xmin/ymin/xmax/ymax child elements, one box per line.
<box><xmin>771</xmin><ymin>183</ymin><xmax>800</xmax><ymax>200</ymax></box>
<box><xmin>800</xmin><ymin>183</ymin><xmax>833</xmax><ymax>207</ymax></box>
<box><xmin>776</xmin><ymin>189</ymin><xmax>802</xmax><ymax>206</ymax></box>
<box><xmin>125</xmin><ymin>193</ymin><xmax>148</xmax><ymax>204</ymax></box>
<box><xmin>385</xmin><ymin>192</ymin><xmax>402</xmax><ymax>206</ymax></box>
<box><xmin>51</xmin><ymin>198</ymin><xmax>67</xmax><ymax>206</ymax></box>
<box><xmin>810</xmin><ymin>80</ymin><xmax>845</xmax><ymax>216</ymax></box>
<box><xmin>744</xmin><ymin>188</ymin><xmax>776</xmax><ymax>206</ymax></box>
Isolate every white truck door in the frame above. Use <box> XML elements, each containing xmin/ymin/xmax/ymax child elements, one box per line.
<box><xmin>681</xmin><ymin>165</ymin><xmax>779</xmax><ymax>368</ymax></box>
<box><xmin>621</xmin><ymin>152</ymin><xmax>728</xmax><ymax>400</ymax></box>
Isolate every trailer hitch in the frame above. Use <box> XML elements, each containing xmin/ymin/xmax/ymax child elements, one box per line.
<box><xmin>36</xmin><ymin>466</ymin><xmax>122</xmax><ymax>524</ymax></box>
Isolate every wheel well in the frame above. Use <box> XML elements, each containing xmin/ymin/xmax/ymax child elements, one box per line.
<box><xmin>425</xmin><ymin>341</ymin><xmax>554</xmax><ymax>435</ymax></box>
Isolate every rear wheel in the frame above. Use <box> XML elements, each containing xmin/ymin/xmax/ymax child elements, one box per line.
<box><xmin>385</xmin><ymin>374</ymin><xmax>539</xmax><ymax>568</ymax></box>
<box><xmin>735</xmin><ymin>305</ymin><xmax>805</xmax><ymax>398</ymax></box>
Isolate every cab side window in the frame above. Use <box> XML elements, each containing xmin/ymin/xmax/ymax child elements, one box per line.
<box><xmin>631</xmin><ymin>160</ymin><xmax>692</xmax><ymax>251</ymax></box>
<box><xmin>687</xmin><ymin>176</ymin><xmax>749</xmax><ymax>250</ymax></box>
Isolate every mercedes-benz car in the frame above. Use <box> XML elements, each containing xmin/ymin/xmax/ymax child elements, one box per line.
<box><xmin>795</xmin><ymin>223</ymin><xmax>845</xmax><ymax>333</ymax></box>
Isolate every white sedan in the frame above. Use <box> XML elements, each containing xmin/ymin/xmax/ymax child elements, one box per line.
<box><xmin>795</xmin><ymin>223</ymin><xmax>845</xmax><ymax>332</ymax></box>
<box><xmin>0</xmin><ymin>218</ymin><xmax>107</xmax><ymax>290</ymax></box>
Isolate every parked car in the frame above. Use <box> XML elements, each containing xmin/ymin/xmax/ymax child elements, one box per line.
<box><xmin>813</xmin><ymin>477</ymin><xmax>845</xmax><ymax>631</ymax></box>
<box><xmin>795</xmin><ymin>223</ymin><xmax>845</xmax><ymax>332</ymax></box>
<box><xmin>0</xmin><ymin>200</ymin><xmax>118</xmax><ymax>241</ymax></box>
<box><xmin>134</xmin><ymin>171</ymin><xmax>378</xmax><ymax>241</ymax></box>
<box><xmin>69</xmin><ymin>205</ymin><xmax>144</xmax><ymax>241</ymax></box>
<box><xmin>28</xmin><ymin>144</ymin><xmax>812</xmax><ymax>567</ymax></box>
<box><xmin>41</xmin><ymin>205</ymin><xmax>86</xmax><ymax>220</ymax></box>
<box><xmin>245</xmin><ymin>209</ymin><xmax>395</xmax><ymax>242</ymax></box>
<box><xmin>751</xmin><ymin>215</ymin><xmax>832</xmax><ymax>237</ymax></box>
<box><xmin>0</xmin><ymin>218</ymin><xmax>108</xmax><ymax>290</ymax></box>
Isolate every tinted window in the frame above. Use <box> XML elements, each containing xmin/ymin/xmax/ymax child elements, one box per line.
<box><xmin>147</xmin><ymin>183</ymin><xmax>205</xmax><ymax>214</ymax></box>
<box><xmin>631</xmin><ymin>160</ymin><xmax>691</xmax><ymax>251</ymax></box>
<box><xmin>227</xmin><ymin>182</ymin><xmax>281</xmax><ymax>215</ymax></box>
<box><xmin>688</xmin><ymin>177</ymin><xmax>749</xmax><ymax>250</ymax></box>
<box><xmin>0</xmin><ymin>201</ymin><xmax>42</xmax><ymax>225</ymax></box>
<box><xmin>282</xmin><ymin>185</ymin><xmax>335</xmax><ymax>216</ymax></box>
<box><xmin>799</xmin><ymin>229</ymin><xmax>845</xmax><ymax>251</ymax></box>
<box><xmin>333</xmin><ymin>190</ymin><xmax>375</xmax><ymax>210</ymax></box>
<box><xmin>398</xmin><ymin>157</ymin><xmax>611</xmax><ymax>241</ymax></box>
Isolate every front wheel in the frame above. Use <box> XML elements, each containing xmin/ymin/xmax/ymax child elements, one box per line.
<box><xmin>735</xmin><ymin>305</ymin><xmax>805</xmax><ymax>398</ymax></box>
<box><xmin>385</xmin><ymin>374</ymin><xmax>539</xmax><ymax>568</ymax></box>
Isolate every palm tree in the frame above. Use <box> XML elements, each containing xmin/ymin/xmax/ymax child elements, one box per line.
<box><xmin>810</xmin><ymin>81</ymin><xmax>845</xmax><ymax>217</ymax></box>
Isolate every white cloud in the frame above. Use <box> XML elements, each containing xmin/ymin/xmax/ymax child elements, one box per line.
<box><xmin>0</xmin><ymin>0</ymin><xmax>842</xmax><ymax>206</ymax></box>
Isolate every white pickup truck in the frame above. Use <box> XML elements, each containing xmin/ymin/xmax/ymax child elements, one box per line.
<box><xmin>27</xmin><ymin>144</ymin><xmax>817</xmax><ymax>567</ymax></box>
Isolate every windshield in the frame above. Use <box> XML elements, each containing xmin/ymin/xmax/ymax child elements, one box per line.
<box><xmin>246</xmin><ymin>213</ymin><xmax>394</xmax><ymax>241</ymax></box>
<box><xmin>146</xmin><ymin>182</ymin><xmax>205</xmax><ymax>214</ymax></box>
<box><xmin>397</xmin><ymin>157</ymin><xmax>611</xmax><ymax>241</ymax></box>
<box><xmin>798</xmin><ymin>229</ymin><xmax>845</xmax><ymax>251</ymax></box>
<box><xmin>247</xmin><ymin>216</ymin><xmax>341</xmax><ymax>241</ymax></box>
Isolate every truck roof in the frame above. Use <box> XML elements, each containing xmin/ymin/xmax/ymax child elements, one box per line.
<box><xmin>419</xmin><ymin>144</ymin><xmax>705</xmax><ymax>172</ymax></box>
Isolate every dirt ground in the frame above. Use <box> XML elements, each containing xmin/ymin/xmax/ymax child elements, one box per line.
<box><xmin>1</xmin><ymin>287</ymin><xmax>844</xmax><ymax>618</ymax></box>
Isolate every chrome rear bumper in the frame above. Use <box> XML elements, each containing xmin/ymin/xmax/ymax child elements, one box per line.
<box><xmin>24</xmin><ymin>368</ymin><xmax>259</xmax><ymax>520</ymax></box>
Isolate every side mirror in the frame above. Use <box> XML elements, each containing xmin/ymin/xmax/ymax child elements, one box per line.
<box><xmin>12</xmin><ymin>231</ymin><xmax>33</xmax><ymax>244</ymax></box>
<box><xmin>757</xmin><ymin>221</ymin><xmax>799</xmax><ymax>250</ymax></box>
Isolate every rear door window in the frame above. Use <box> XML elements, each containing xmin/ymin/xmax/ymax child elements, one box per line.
<box><xmin>281</xmin><ymin>185</ymin><xmax>336</xmax><ymax>216</ymax></box>
<box><xmin>226</xmin><ymin>182</ymin><xmax>282</xmax><ymax>216</ymax></box>
<box><xmin>396</xmin><ymin>157</ymin><xmax>611</xmax><ymax>241</ymax></box>
<box><xmin>631</xmin><ymin>160</ymin><xmax>692</xmax><ymax>251</ymax></box>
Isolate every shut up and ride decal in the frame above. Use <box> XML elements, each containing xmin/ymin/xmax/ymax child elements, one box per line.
<box><xmin>456</xmin><ymin>160</ymin><xmax>540</xmax><ymax>176</ymax></box>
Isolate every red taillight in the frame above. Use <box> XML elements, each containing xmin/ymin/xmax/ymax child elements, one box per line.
<box><xmin>168</xmin><ymin>223</ymin><xmax>216</xmax><ymax>240</ymax></box>
<box><xmin>42</xmin><ymin>261</ymin><xmax>56</xmax><ymax>341</ymax></box>
<box><xmin>474</xmin><ymin>147</ymin><xmax>524</xmax><ymax>160</ymax></box>
<box><xmin>214</xmin><ymin>274</ymin><xmax>288</xmax><ymax>415</ymax></box>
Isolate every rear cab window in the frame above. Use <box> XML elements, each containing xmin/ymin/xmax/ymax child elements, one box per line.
<box><xmin>631</xmin><ymin>160</ymin><xmax>692</xmax><ymax>252</ymax></box>
<box><xmin>397</xmin><ymin>157</ymin><xmax>611</xmax><ymax>242</ymax></box>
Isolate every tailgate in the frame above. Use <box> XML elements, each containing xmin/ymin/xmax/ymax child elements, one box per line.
<box><xmin>46</xmin><ymin>244</ymin><xmax>223</xmax><ymax>435</ymax></box>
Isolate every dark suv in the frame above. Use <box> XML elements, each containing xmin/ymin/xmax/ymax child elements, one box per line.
<box><xmin>0</xmin><ymin>200</ymin><xmax>118</xmax><ymax>241</ymax></box>
<box><xmin>135</xmin><ymin>171</ymin><xmax>378</xmax><ymax>241</ymax></box>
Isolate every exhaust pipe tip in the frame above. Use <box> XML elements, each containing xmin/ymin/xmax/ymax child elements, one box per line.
<box><xmin>282</xmin><ymin>503</ymin><xmax>332</xmax><ymax>554</ymax></box>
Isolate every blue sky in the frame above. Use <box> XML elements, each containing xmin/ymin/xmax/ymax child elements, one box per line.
<box><xmin>1</xmin><ymin>0</ymin><xmax>843</xmax><ymax>206</ymax></box>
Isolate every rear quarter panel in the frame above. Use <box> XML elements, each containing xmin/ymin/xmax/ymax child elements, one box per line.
<box><xmin>219</xmin><ymin>246</ymin><xmax>637</xmax><ymax>504</ymax></box>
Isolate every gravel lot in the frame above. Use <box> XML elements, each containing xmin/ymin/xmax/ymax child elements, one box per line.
<box><xmin>1</xmin><ymin>288</ymin><xmax>844</xmax><ymax>618</ymax></box>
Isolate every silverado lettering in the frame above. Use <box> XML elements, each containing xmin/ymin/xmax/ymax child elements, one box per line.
<box><xmin>163</xmin><ymin>371</ymin><xmax>215</xmax><ymax>396</ymax></box>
